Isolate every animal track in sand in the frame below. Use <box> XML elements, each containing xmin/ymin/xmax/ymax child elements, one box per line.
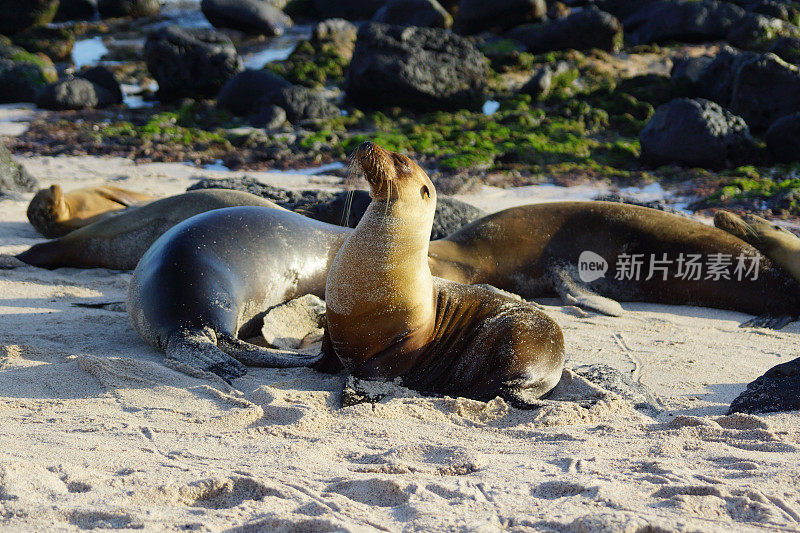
<box><xmin>323</xmin><ymin>478</ymin><xmax>410</xmax><ymax>507</ymax></box>
<box><xmin>156</xmin><ymin>476</ymin><xmax>283</xmax><ymax>509</ymax></box>
<box><xmin>229</xmin><ymin>516</ymin><xmax>347</xmax><ymax>533</ymax></box>
<box><xmin>67</xmin><ymin>510</ymin><xmax>142</xmax><ymax>529</ymax></box>
<box><xmin>346</xmin><ymin>444</ymin><xmax>484</xmax><ymax>476</ymax></box>
<box><xmin>530</xmin><ymin>480</ymin><xmax>599</xmax><ymax>500</ymax></box>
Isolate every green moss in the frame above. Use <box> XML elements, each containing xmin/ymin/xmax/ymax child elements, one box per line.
<box><xmin>99</xmin><ymin>108</ymin><xmax>230</xmax><ymax>146</ymax></box>
<box><xmin>265</xmin><ymin>40</ymin><xmax>349</xmax><ymax>87</ymax></box>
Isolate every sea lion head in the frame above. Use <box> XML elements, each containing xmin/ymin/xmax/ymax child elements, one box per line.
<box><xmin>27</xmin><ymin>185</ymin><xmax>68</xmax><ymax>238</ymax></box>
<box><xmin>714</xmin><ymin>211</ymin><xmax>795</xmax><ymax>253</ymax></box>
<box><xmin>351</xmin><ymin>141</ymin><xmax>436</xmax><ymax>208</ymax></box>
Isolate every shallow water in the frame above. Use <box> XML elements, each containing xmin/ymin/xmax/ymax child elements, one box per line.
<box><xmin>72</xmin><ymin>37</ymin><xmax>108</xmax><ymax>69</ymax></box>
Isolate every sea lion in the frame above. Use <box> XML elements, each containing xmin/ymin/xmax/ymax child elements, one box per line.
<box><xmin>323</xmin><ymin>141</ymin><xmax>565</xmax><ymax>401</ymax></box>
<box><xmin>127</xmin><ymin>206</ymin><xmax>352</xmax><ymax>380</ymax></box>
<box><xmin>714</xmin><ymin>211</ymin><xmax>800</xmax><ymax>282</ymax></box>
<box><xmin>27</xmin><ymin>184</ymin><xmax>153</xmax><ymax>238</ymax></box>
<box><xmin>16</xmin><ymin>189</ymin><xmax>282</xmax><ymax>270</ymax></box>
<box><xmin>426</xmin><ymin>202</ymin><xmax>800</xmax><ymax>328</ymax></box>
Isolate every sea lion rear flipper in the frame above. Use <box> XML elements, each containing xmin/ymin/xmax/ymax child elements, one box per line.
<box><xmin>217</xmin><ymin>334</ymin><xmax>323</xmax><ymax>367</ymax></box>
<box><xmin>550</xmin><ymin>266</ymin><xmax>624</xmax><ymax>317</ymax></box>
<box><xmin>740</xmin><ymin>315</ymin><xmax>796</xmax><ymax>330</ymax></box>
<box><xmin>166</xmin><ymin>329</ymin><xmax>247</xmax><ymax>383</ymax></box>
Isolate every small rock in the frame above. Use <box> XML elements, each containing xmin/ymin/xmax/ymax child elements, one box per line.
<box><xmin>729</xmin><ymin>356</ymin><xmax>800</xmax><ymax>414</ymax></box>
<box><xmin>12</xmin><ymin>27</ymin><xmax>75</xmax><ymax>63</ymax></box>
<box><xmin>728</xmin><ymin>52</ymin><xmax>800</xmax><ymax>131</ymax></box>
<box><xmin>36</xmin><ymin>77</ymin><xmax>118</xmax><ymax>110</ymax></box>
<box><xmin>506</xmin><ymin>6</ymin><xmax>623</xmax><ymax>54</ymax></box>
<box><xmin>313</xmin><ymin>0</ymin><xmax>387</xmax><ymax>20</ymax></box>
<box><xmin>520</xmin><ymin>61</ymin><xmax>572</xmax><ymax>98</ymax></box>
<box><xmin>0</xmin><ymin>43</ymin><xmax>57</xmax><ymax>103</ymax></box>
<box><xmin>98</xmin><ymin>0</ymin><xmax>160</xmax><ymax>17</ymax></box>
<box><xmin>271</xmin><ymin>85</ymin><xmax>339</xmax><ymax>123</ymax></box>
<box><xmin>145</xmin><ymin>26</ymin><xmax>243</xmax><ymax>102</ymax></box>
<box><xmin>345</xmin><ymin>22</ymin><xmax>487</xmax><ymax>111</ymax></box>
<box><xmin>251</xmin><ymin>104</ymin><xmax>287</xmax><ymax>130</ymax></box>
<box><xmin>765</xmin><ymin>112</ymin><xmax>800</xmax><ymax>162</ymax></box>
<box><xmin>261</xmin><ymin>294</ymin><xmax>326</xmax><ymax>350</ymax></box>
<box><xmin>454</xmin><ymin>0</ymin><xmax>545</xmax><ymax>34</ymax></box>
<box><xmin>728</xmin><ymin>12</ymin><xmax>800</xmax><ymax>51</ymax></box>
<box><xmin>373</xmin><ymin>0</ymin><xmax>453</xmax><ymax>29</ymax></box>
<box><xmin>624</xmin><ymin>0</ymin><xmax>746</xmax><ymax>46</ymax></box>
<box><xmin>769</xmin><ymin>36</ymin><xmax>800</xmax><ymax>65</ymax></box>
<box><xmin>201</xmin><ymin>0</ymin><xmax>293</xmax><ymax>36</ymax></box>
<box><xmin>0</xmin><ymin>144</ymin><xmax>38</xmax><ymax>196</ymax></box>
<box><xmin>311</xmin><ymin>18</ymin><xmax>358</xmax><ymax>58</ymax></box>
<box><xmin>216</xmin><ymin>69</ymin><xmax>291</xmax><ymax>116</ymax></box>
<box><xmin>639</xmin><ymin>98</ymin><xmax>757</xmax><ymax>169</ymax></box>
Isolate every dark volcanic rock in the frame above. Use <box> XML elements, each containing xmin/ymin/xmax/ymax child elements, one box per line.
<box><xmin>745</xmin><ymin>0</ymin><xmax>800</xmax><ymax>23</ymax></box>
<box><xmin>187</xmin><ymin>178</ymin><xmax>484</xmax><ymax>237</ymax></box>
<box><xmin>313</xmin><ymin>0</ymin><xmax>388</xmax><ymax>20</ymax></box>
<box><xmin>624</xmin><ymin>0</ymin><xmax>747</xmax><ymax>46</ymax></box>
<box><xmin>36</xmin><ymin>77</ymin><xmax>119</xmax><ymax>110</ymax></box>
<box><xmin>727</xmin><ymin>52</ymin><xmax>800</xmax><ymax>131</ymax></box>
<box><xmin>671</xmin><ymin>55</ymin><xmax>715</xmax><ymax>95</ymax></box>
<box><xmin>505</xmin><ymin>6</ymin><xmax>623</xmax><ymax>54</ymax></box>
<box><xmin>79</xmin><ymin>66</ymin><xmax>124</xmax><ymax>103</ymax></box>
<box><xmin>0</xmin><ymin>44</ymin><xmax>58</xmax><ymax>104</ymax></box>
<box><xmin>201</xmin><ymin>0</ymin><xmax>293</xmax><ymax>36</ymax></box>
<box><xmin>251</xmin><ymin>104</ymin><xmax>287</xmax><ymax>129</ymax></box>
<box><xmin>311</xmin><ymin>18</ymin><xmax>358</xmax><ymax>57</ymax></box>
<box><xmin>345</xmin><ymin>23</ymin><xmax>487</xmax><ymax>111</ymax></box>
<box><xmin>272</xmin><ymin>85</ymin><xmax>339</xmax><ymax>122</ymax></box>
<box><xmin>12</xmin><ymin>27</ymin><xmax>76</xmax><ymax>63</ymax></box>
<box><xmin>728</xmin><ymin>12</ymin><xmax>800</xmax><ymax>51</ymax></box>
<box><xmin>454</xmin><ymin>0</ymin><xmax>546</xmax><ymax>35</ymax></box>
<box><xmin>639</xmin><ymin>98</ymin><xmax>757</xmax><ymax>169</ymax></box>
<box><xmin>217</xmin><ymin>69</ymin><xmax>292</xmax><ymax>116</ymax></box>
<box><xmin>520</xmin><ymin>61</ymin><xmax>572</xmax><ymax>98</ymax></box>
<box><xmin>98</xmin><ymin>0</ymin><xmax>161</xmax><ymax>17</ymax></box>
<box><xmin>55</xmin><ymin>0</ymin><xmax>98</xmax><ymax>21</ymax></box>
<box><xmin>729</xmin><ymin>356</ymin><xmax>800</xmax><ymax>414</ymax></box>
<box><xmin>373</xmin><ymin>0</ymin><xmax>453</xmax><ymax>29</ymax></box>
<box><xmin>0</xmin><ymin>0</ymin><xmax>59</xmax><ymax>34</ymax></box>
<box><xmin>765</xmin><ymin>112</ymin><xmax>800</xmax><ymax>162</ymax></box>
<box><xmin>769</xmin><ymin>36</ymin><xmax>800</xmax><ymax>64</ymax></box>
<box><xmin>145</xmin><ymin>26</ymin><xmax>243</xmax><ymax>102</ymax></box>
<box><xmin>0</xmin><ymin>144</ymin><xmax>38</xmax><ymax>197</ymax></box>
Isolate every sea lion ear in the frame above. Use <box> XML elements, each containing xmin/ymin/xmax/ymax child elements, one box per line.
<box><xmin>420</xmin><ymin>185</ymin><xmax>430</xmax><ymax>199</ymax></box>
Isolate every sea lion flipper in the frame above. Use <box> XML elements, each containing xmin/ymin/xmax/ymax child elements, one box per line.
<box><xmin>217</xmin><ymin>334</ymin><xmax>323</xmax><ymax>368</ymax></box>
<box><xmin>550</xmin><ymin>266</ymin><xmax>624</xmax><ymax>317</ymax></box>
<box><xmin>166</xmin><ymin>329</ymin><xmax>248</xmax><ymax>382</ymax></box>
<box><xmin>740</xmin><ymin>314</ymin><xmax>796</xmax><ymax>330</ymax></box>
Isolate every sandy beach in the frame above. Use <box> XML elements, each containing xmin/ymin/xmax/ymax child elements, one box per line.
<box><xmin>1</xmin><ymin>151</ymin><xmax>799</xmax><ymax>532</ymax></box>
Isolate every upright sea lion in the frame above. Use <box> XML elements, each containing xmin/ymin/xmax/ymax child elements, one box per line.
<box><xmin>323</xmin><ymin>142</ymin><xmax>565</xmax><ymax>400</ymax></box>
<box><xmin>27</xmin><ymin>184</ymin><xmax>153</xmax><ymax>238</ymax></box>
<box><xmin>714</xmin><ymin>211</ymin><xmax>800</xmax><ymax>283</ymax></box>
<box><xmin>16</xmin><ymin>189</ymin><xmax>282</xmax><ymax>270</ymax></box>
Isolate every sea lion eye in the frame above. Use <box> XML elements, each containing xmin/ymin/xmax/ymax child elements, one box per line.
<box><xmin>421</xmin><ymin>186</ymin><xmax>430</xmax><ymax>199</ymax></box>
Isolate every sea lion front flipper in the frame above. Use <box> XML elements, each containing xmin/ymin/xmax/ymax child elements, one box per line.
<box><xmin>166</xmin><ymin>329</ymin><xmax>247</xmax><ymax>383</ymax></box>
<box><xmin>217</xmin><ymin>334</ymin><xmax>323</xmax><ymax>368</ymax></box>
<box><xmin>341</xmin><ymin>376</ymin><xmax>391</xmax><ymax>407</ymax></box>
<box><xmin>498</xmin><ymin>386</ymin><xmax>600</xmax><ymax>410</ymax></box>
<box><xmin>740</xmin><ymin>315</ymin><xmax>796</xmax><ymax>329</ymax></box>
<box><xmin>549</xmin><ymin>266</ymin><xmax>624</xmax><ymax>317</ymax></box>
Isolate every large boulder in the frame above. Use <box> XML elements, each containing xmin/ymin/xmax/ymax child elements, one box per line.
<box><xmin>454</xmin><ymin>0</ymin><xmax>546</xmax><ymax>35</ymax></box>
<box><xmin>36</xmin><ymin>67</ymin><xmax>123</xmax><ymax>110</ymax></box>
<box><xmin>0</xmin><ymin>143</ymin><xmax>38</xmax><ymax>197</ymax></box>
<box><xmin>217</xmin><ymin>69</ymin><xmax>292</xmax><ymax>116</ymax></box>
<box><xmin>144</xmin><ymin>27</ymin><xmax>243</xmax><ymax>102</ymax></box>
<box><xmin>54</xmin><ymin>0</ymin><xmax>98</xmax><ymax>21</ymax></box>
<box><xmin>345</xmin><ymin>23</ymin><xmax>487</xmax><ymax>111</ymax></box>
<box><xmin>727</xmin><ymin>52</ymin><xmax>800</xmax><ymax>131</ymax></box>
<box><xmin>12</xmin><ymin>27</ymin><xmax>76</xmax><ymax>63</ymax></box>
<box><xmin>97</xmin><ymin>0</ymin><xmax>161</xmax><ymax>17</ymax></box>
<box><xmin>624</xmin><ymin>0</ymin><xmax>747</xmax><ymax>46</ymax></box>
<box><xmin>505</xmin><ymin>6</ymin><xmax>623</xmax><ymax>53</ymax></box>
<box><xmin>639</xmin><ymin>98</ymin><xmax>757</xmax><ymax>169</ymax></box>
<box><xmin>313</xmin><ymin>0</ymin><xmax>388</xmax><ymax>20</ymax></box>
<box><xmin>373</xmin><ymin>0</ymin><xmax>453</xmax><ymax>29</ymax></box>
<box><xmin>0</xmin><ymin>0</ymin><xmax>59</xmax><ymax>34</ymax></box>
<box><xmin>741</xmin><ymin>0</ymin><xmax>800</xmax><ymax>23</ymax></box>
<box><xmin>201</xmin><ymin>0</ymin><xmax>293</xmax><ymax>36</ymax></box>
<box><xmin>765</xmin><ymin>112</ymin><xmax>800</xmax><ymax>162</ymax></box>
<box><xmin>0</xmin><ymin>44</ymin><xmax>58</xmax><ymax>103</ymax></box>
<box><xmin>729</xmin><ymin>356</ymin><xmax>800</xmax><ymax>415</ymax></box>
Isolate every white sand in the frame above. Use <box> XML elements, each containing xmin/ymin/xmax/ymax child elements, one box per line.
<box><xmin>1</xmin><ymin>153</ymin><xmax>800</xmax><ymax>532</ymax></box>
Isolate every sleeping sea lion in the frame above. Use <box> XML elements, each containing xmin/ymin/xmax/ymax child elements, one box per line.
<box><xmin>27</xmin><ymin>184</ymin><xmax>153</xmax><ymax>238</ymax></box>
<box><xmin>323</xmin><ymin>141</ymin><xmax>565</xmax><ymax>401</ymax></box>
<box><xmin>16</xmin><ymin>189</ymin><xmax>282</xmax><ymax>270</ymax></box>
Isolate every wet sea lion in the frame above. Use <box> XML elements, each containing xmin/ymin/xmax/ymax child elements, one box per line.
<box><xmin>27</xmin><ymin>184</ymin><xmax>153</xmax><ymax>238</ymax></box>
<box><xmin>127</xmin><ymin>207</ymin><xmax>351</xmax><ymax>380</ymax></box>
<box><xmin>16</xmin><ymin>189</ymin><xmax>281</xmax><ymax>270</ymax></box>
<box><xmin>323</xmin><ymin>141</ymin><xmax>565</xmax><ymax>401</ymax></box>
<box><xmin>714</xmin><ymin>211</ymin><xmax>800</xmax><ymax>282</ymax></box>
